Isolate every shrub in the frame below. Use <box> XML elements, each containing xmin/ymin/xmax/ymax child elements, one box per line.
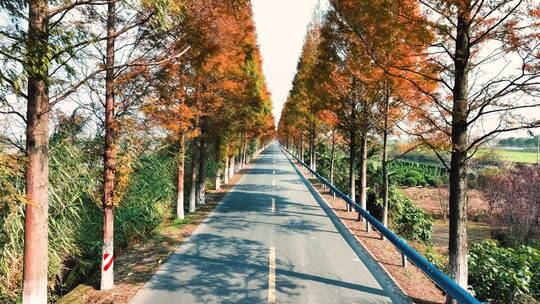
<box><xmin>405</xmin><ymin>171</ymin><xmax>428</xmax><ymax>187</ymax></box>
<box><xmin>404</xmin><ymin>177</ymin><xmax>418</xmax><ymax>187</ymax></box>
<box><xmin>476</xmin><ymin>167</ymin><xmax>503</xmax><ymax>189</ymax></box>
<box><xmin>484</xmin><ymin>166</ymin><xmax>540</xmax><ymax>246</ymax></box>
<box><xmin>426</xmin><ymin>176</ymin><xmax>444</xmax><ymax>187</ymax></box>
<box><xmin>469</xmin><ymin>240</ymin><xmax>540</xmax><ymax>303</ymax></box>
<box><xmin>405</xmin><ymin>170</ymin><xmax>423</xmax><ymax>180</ymax></box>
<box><xmin>424</xmin><ymin>245</ymin><xmax>447</xmax><ymax>271</ymax></box>
<box><xmin>393</xmin><ymin>195</ymin><xmax>433</xmax><ymax>243</ymax></box>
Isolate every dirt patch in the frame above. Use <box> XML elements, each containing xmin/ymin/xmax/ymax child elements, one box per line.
<box><xmin>401</xmin><ymin>187</ymin><xmax>493</xmax><ymax>254</ymax></box>
<box><xmin>431</xmin><ymin>220</ymin><xmax>492</xmax><ymax>254</ymax></box>
<box><xmin>293</xmin><ymin>164</ymin><xmax>446</xmax><ymax>304</ymax></box>
<box><xmin>401</xmin><ymin>187</ymin><xmax>489</xmax><ymax>220</ymax></box>
<box><xmin>57</xmin><ymin>163</ymin><xmax>252</xmax><ymax>304</ymax></box>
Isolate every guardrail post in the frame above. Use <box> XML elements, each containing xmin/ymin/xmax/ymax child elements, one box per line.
<box><xmin>365</xmin><ymin>211</ymin><xmax>371</xmax><ymax>233</ymax></box>
<box><xmin>402</xmin><ymin>251</ymin><xmax>408</xmax><ymax>268</ymax></box>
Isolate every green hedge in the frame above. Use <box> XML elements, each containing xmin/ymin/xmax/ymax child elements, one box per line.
<box><xmin>390</xmin><ymin>160</ymin><xmax>447</xmax><ymax>188</ymax></box>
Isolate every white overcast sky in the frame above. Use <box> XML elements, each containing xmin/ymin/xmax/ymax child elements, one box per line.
<box><xmin>251</xmin><ymin>0</ymin><xmax>324</xmax><ymax>125</ymax></box>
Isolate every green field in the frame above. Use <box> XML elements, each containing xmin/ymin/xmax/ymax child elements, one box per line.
<box><xmin>479</xmin><ymin>149</ymin><xmax>539</xmax><ymax>164</ymax></box>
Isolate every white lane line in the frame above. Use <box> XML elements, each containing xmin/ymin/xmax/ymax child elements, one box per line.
<box><xmin>273</xmin><ymin>169</ymin><xmax>275</xmax><ymax>175</ymax></box>
<box><xmin>272</xmin><ymin>178</ymin><xmax>275</xmax><ymax>187</ymax></box>
<box><xmin>268</xmin><ymin>247</ymin><xmax>276</xmax><ymax>303</ymax></box>
<box><xmin>272</xmin><ymin>197</ymin><xmax>275</xmax><ymax>212</ymax></box>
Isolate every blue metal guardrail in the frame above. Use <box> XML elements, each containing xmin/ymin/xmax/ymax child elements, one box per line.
<box><xmin>281</xmin><ymin>146</ymin><xmax>480</xmax><ymax>304</ymax></box>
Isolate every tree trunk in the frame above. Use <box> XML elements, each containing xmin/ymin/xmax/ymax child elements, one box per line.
<box><xmin>245</xmin><ymin>142</ymin><xmax>249</xmax><ymax>164</ymax></box>
<box><xmin>348</xmin><ymin>129</ymin><xmax>356</xmax><ymax>212</ymax></box>
<box><xmin>238</xmin><ymin>144</ymin><xmax>243</xmax><ymax>170</ymax></box>
<box><xmin>309</xmin><ymin>134</ymin><xmax>314</xmax><ymax>169</ymax></box>
<box><xmin>311</xmin><ymin>133</ymin><xmax>315</xmax><ymax>170</ymax></box>
<box><xmin>313</xmin><ymin>139</ymin><xmax>317</xmax><ymax>172</ymax></box>
<box><xmin>213</xmin><ymin>141</ymin><xmax>221</xmax><ymax>191</ymax></box>
<box><xmin>23</xmin><ymin>2</ymin><xmax>50</xmax><ymax>302</ymax></box>
<box><xmin>300</xmin><ymin>132</ymin><xmax>304</xmax><ymax>163</ymax></box>
<box><xmin>197</xmin><ymin>125</ymin><xmax>206</xmax><ymax>205</ymax></box>
<box><xmin>236</xmin><ymin>151</ymin><xmax>241</xmax><ymax>172</ymax></box>
<box><xmin>358</xmin><ymin>130</ymin><xmax>368</xmax><ymax>219</ymax></box>
<box><xmin>382</xmin><ymin>87</ymin><xmax>390</xmax><ymax>228</ymax></box>
<box><xmin>242</xmin><ymin>139</ymin><xmax>248</xmax><ymax>167</ymax></box>
<box><xmin>242</xmin><ymin>142</ymin><xmax>246</xmax><ymax>167</ymax></box>
<box><xmin>189</xmin><ymin>140</ymin><xmax>197</xmax><ymax>213</ymax></box>
<box><xmin>224</xmin><ymin>154</ymin><xmax>229</xmax><ymax>184</ymax></box>
<box><xmin>177</xmin><ymin>133</ymin><xmax>185</xmax><ymax>219</ymax></box>
<box><xmin>101</xmin><ymin>0</ymin><xmax>117</xmax><ymax>291</ymax></box>
<box><xmin>215</xmin><ymin>168</ymin><xmax>221</xmax><ymax>190</ymax></box>
<box><xmin>447</xmin><ymin>2</ymin><xmax>471</xmax><ymax>298</ymax></box>
<box><xmin>100</xmin><ymin>207</ymin><xmax>114</xmax><ymax>290</ymax></box>
<box><xmin>229</xmin><ymin>155</ymin><xmax>235</xmax><ymax>180</ymax></box>
<box><xmin>330</xmin><ymin>129</ymin><xmax>335</xmax><ymax>185</ymax></box>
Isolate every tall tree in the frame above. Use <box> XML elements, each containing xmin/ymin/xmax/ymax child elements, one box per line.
<box><xmin>92</xmin><ymin>0</ymin><xmax>182</xmax><ymax>290</ymax></box>
<box><xmin>316</xmin><ymin>10</ymin><xmax>379</xmax><ymax>213</ymax></box>
<box><xmin>330</xmin><ymin>0</ymin><xmax>432</xmax><ymax>228</ymax></box>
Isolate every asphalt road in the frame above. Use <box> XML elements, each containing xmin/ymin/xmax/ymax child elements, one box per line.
<box><xmin>130</xmin><ymin>143</ymin><xmax>408</xmax><ymax>304</ymax></box>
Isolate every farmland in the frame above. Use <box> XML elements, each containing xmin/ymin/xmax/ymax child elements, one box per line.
<box><xmin>478</xmin><ymin>149</ymin><xmax>539</xmax><ymax>164</ymax></box>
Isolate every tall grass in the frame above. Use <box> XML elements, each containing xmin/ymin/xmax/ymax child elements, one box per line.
<box><xmin>0</xmin><ymin>139</ymin><xmax>178</xmax><ymax>303</ymax></box>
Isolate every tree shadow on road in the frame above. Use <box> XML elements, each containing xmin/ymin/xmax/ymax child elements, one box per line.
<box><xmin>139</xmin><ymin>233</ymin><xmax>301</xmax><ymax>303</ymax></box>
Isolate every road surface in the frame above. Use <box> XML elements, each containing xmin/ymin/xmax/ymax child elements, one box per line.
<box><xmin>130</xmin><ymin>143</ymin><xmax>408</xmax><ymax>304</ymax></box>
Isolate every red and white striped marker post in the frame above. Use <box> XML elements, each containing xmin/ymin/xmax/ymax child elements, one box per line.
<box><xmin>101</xmin><ymin>240</ymin><xmax>114</xmax><ymax>290</ymax></box>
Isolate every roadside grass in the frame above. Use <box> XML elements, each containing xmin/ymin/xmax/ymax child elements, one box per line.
<box><xmin>173</xmin><ymin>216</ymin><xmax>194</xmax><ymax>226</ymax></box>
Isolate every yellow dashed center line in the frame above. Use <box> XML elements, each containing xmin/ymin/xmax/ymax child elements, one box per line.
<box><xmin>268</xmin><ymin>247</ymin><xmax>276</xmax><ymax>303</ymax></box>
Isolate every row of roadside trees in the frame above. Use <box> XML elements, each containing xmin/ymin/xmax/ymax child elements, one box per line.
<box><xmin>0</xmin><ymin>0</ymin><xmax>274</xmax><ymax>303</ymax></box>
<box><xmin>278</xmin><ymin>1</ymin><xmax>540</xmax><ymax>302</ymax></box>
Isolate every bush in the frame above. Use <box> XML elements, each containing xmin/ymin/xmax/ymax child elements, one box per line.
<box><xmin>476</xmin><ymin>167</ymin><xmax>503</xmax><ymax>189</ymax></box>
<box><xmin>469</xmin><ymin>240</ymin><xmax>540</xmax><ymax>303</ymax></box>
<box><xmin>404</xmin><ymin>170</ymin><xmax>427</xmax><ymax>187</ymax></box>
<box><xmin>404</xmin><ymin>176</ymin><xmax>418</xmax><ymax>187</ymax></box>
<box><xmin>405</xmin><ymin>171</ymin><xmax>423</xmax><ymax>180</ymax></box>
<box><xmin>484</xmin><ymin>166</ymin><xmax>540</xmax><ymax>246</ymax></box>
<box><xmin>393</xmin><ymin>195</ymin><xmax>433</xmax><ymax>243</ymax></box>
<box><xmin>389</xmin><ymin>160</ymin><xmax>447</xmax><ymax>188</ymax></box>
<box><xmin>426</xmin><ymin>176</ymin><xmax>444</xmax><ymax>187</ymax></box>
<box><xmin>424</xmin><ymin>245</ymin><xmax>447</xmax><ymax>271</ymax></box>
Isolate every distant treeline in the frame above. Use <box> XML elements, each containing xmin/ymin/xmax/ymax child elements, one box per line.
<box><xmin>498</xmin><ymin>136</ymin><xmax>540</xmax><ymax>148</ymax></box>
